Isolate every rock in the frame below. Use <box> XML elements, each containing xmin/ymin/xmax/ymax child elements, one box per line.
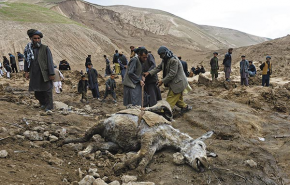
<box><xmin>54</xmin><ymin>101</ymin><xmax>69</xmax><ymax>110</ymax></box>
<box><xmin>79</xmin><ymin>175</ymin><xmax>95</xmax><ymax>185</ymax></box>
<box><xmin>84</xmin><ymin>105</ymin><xmax>92</xmax><ymax>113</ymax></box>
<box><xmin>108</xmin><ymin>181</ymin><xmax>120</xmax><ymax>185</ymax></box>
<box><xmin>41</xmin><ymin>151</ymin><xmax>64</xmax><ymax>166</ymax></box>
<box><xmin>123</xmin><ymin>183</ymin><xmax>155</xmax><ymax>185</ymax></box>
<box><xmin>49</xmin><ymin>135</ymin><xmax>59</xmax><ymax>142</ymax></box>
<box><xmin>32</xmin><ymin>126</ymin><xmax>46</xmax><ymax>132</ymax></box>
<box><xmin>93</xmin><ymin>178</ymin><xmax>108</xmax><ymax>185</ymax></box>
<box><xmin>77</xmin><ymin>168</ymin><xmax>85</xmax><ymax>179</ymax></box>
<box><xmin>198</xmin><ymin>74</ymin><xmax>211</xmax><ymax>86</ymax></box>
<box><xmin>71</xmin><ymin>181</ymin><xmax>79</xmax><ymax>185</ymax></box>
<box><xmin>23</xmin><ymin>130</ymin><xmax>44</xmax><ymax>141</ymax></box>
<box><xmin>121</xmin><ymin>175</ymin><xmax>137</xmax><ymax>183</ymax></box>
<box><xmin>43</xmin><ymin>131</ymin><xmax>50</xmax><ymax>137</ymax></box>
<box><xmin>88</xmin><ymin>168</ymin><xmax>100</xmax><ymax>178</ymax></box>
<box><xmin>173</xmin><ymin>152</ymin><xmax>185</xmax><ymax>165</ymax></box>
<box><xmin>0</xmin><ymin>127</ymin><xmax>8</xmax><ymax>133</ymax></box>
<box><xmin>0</xmin><ymin>150</ymin><xmax>8</xmax><ymax>158</ymax></box>
<box><xmin>63</xmin><ymin>143</ymin><xmax>84</xmax><ymax>151</ymax></box>
<box><xmin>15</xmin><ymin>135</ymin><xmax>25</xmax><ymax>140</ymax></box>
<box><xmin>245</xmin><ymin>159</ymin><xmax>257</xmax><ymax>168</ymax></box>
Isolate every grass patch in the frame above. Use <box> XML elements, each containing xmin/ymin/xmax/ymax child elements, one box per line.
<box><xmin>0</xmin><ymin>2</ymin><xmax>81</xmax><ymax>25</ymax></box>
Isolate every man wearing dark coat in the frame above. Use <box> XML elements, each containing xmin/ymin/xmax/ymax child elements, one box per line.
<box><xmin>24</xmin><ymin>29</ymin><xmax>55</xmax><ymax>113</ymax></box>
<box><xmin>142</xmin><ymin>51</ymin><xmax>161</xmax><ymax>107</ymax></box>
<box><xmin>9</xmin><ymin>53</ymin><xmax>18</xmax><ymax>73</ymax></box>
<box><xmin>123</xmin><ymin>48</ymin><xmax>147</xmax><ymax>107</ymax></box>
<box><xmin>118</xmin><ymin>52</ymin><xmax>128</xmax><ymax>81</ymax></box>
<box><xmin>178</xmin><ymin>56</ymin><xmax>189</xmax><ymax>77</ymax></box>
<box><xmin>210</xmin><ymin>52</ymin><xmax>219</xmax><ymax>81</ymax></box>
<box><xmin>104</xmin><ymin>55</ymin><xmax>112</xmax><ymax>76</ymax></box>
<box><xmin>87</xmin><ymin>62</ymin><xmax>101</xmax><ymax>100</ymax></box>
<box><xmin>85</xmin><ymin>55</ymin><xmax>91</xmax><ymax>72</ymax></box>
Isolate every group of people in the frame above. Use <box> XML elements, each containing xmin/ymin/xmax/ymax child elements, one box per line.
<box><xmin>209</xmin><ymin>48</ymin><xmax>271</xmax><ymax>87</ymax></box>
<box><xmin>0</xmin><ymin>52</ymin><xmax>25</xmax><ymax>78</ymax></box>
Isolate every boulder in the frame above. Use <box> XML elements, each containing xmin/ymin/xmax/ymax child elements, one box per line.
<box><xmin>121</xmin><ymin>175</ymin><xmax>137</xmax><ymax>183</ymax></box>
<box><xmin>0</xmin><ymin>150</ymin><xmax>8</xmax><ymax>158</ymax></box>
<box><xmin>23</xmin><ymin>131</ymin><xmax>44</xmax><ymax>141</ymax></box>
<box><xmin>79</xmin><ymin>175</ymin><xmax>95</xmax><ymax>185</ymax></box>
<box><xmin>53</xmin><ymin>101</ymin><xmax>69</xmax><ymax>110</ymax></box>
<box><xmin>108</xmin><ymin>181</ymin><xmax>120</xmax><ymax>185</ymax></box>
<box><xmin>83</xmin><ymin>105</ymin><xmax>93</xmax><ymax>113</ymax></box>
<box><xmin>245</xmin><ymin>159</ymin><xmax>257</xmax><ymax>168</ymax></box>
<box><xmin>49</xmin><ymin>135</ymin><xmax>59</xmax><ymax>142</ymax></box>
<box><xmin>88</xmin><ymin>168</ymin><xmax>100</xmax><ymax>178</ymax></box>
<box><xmin>93</xmin><ymin>178</ymin><xmax>108</xmax><ymax>185</ymax></box>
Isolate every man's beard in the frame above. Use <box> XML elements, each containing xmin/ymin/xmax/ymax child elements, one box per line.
<box><xmin>33</xmin><ymin>41</ymin><xmax>42</xmax><ymax>48</ymax></box>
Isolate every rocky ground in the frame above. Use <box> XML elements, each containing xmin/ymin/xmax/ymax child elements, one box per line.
<box><xmin>0</xmin><ymin>70</ymin><xmax>289</xmax><ymax>185</ymax></box>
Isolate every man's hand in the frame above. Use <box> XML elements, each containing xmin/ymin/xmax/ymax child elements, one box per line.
<box><xmin>49</xmin><ymin>75</ymin><xmax>55</xmax><ymax>81</ymax></box>
<box><xmin>143</xmin><ymin>72</ymin><xmax>149</xmax><ymax>77</ymax></box>
<box><xmin>108</xmin><ymin>87</ymin><xmax>111</xmax><ymax>90</ymax></box>
<box><xmin>25</xmin><ymin>72</ymin><xmax>29</xmax><ymax>80</ymax></box>
<box><xmin>142</xmin><ymin>76</ymin><xmax>145</xmax><ymax>82</ymax></box>
<box><xmin>140</xmin><ymin>80</ymin><xmax>145</xmax><ymax>87</ymax></box>
<box><xmin>157</xmin><ymin>80</ymin><xmax>163</xmax><ymax>87</ymax></box>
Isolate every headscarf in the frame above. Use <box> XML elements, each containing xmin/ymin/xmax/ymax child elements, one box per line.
<box><xmin>157</xmin><ymin>46</ymin><xmax>174</xmax><ymax>59</ymax></box>
<box><xmin>27</xmin><ymin>29</ymin><xmax>43</xmax><ymax>38</ymax></box>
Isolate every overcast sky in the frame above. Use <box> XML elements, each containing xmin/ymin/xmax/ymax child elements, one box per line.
<box><xmin>87</xmin><ymin>0</ymin><xmax>289</xmax><ymax>39</ymax></box>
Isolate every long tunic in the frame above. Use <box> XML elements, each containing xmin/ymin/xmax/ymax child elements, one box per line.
<box><xmin>28</xmin><ymin>47</ymin><xmax>54</xmax><ymax>92</ymax></box>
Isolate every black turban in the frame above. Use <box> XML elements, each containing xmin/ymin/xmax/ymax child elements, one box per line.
<box><xmin>27</xmin><ymin>29</ymin><xmax>43</xmax><ymax>38</ymax></box>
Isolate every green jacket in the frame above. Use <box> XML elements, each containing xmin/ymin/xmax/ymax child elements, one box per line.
<box><xmin>149</xmin><ymin>56</ymin><xmax>188</xmax><ymax>94</ymax></box>
<box><xmin>38</xmin><ymin>44</ymin><xmax>51</xmax><ymax>82</ymax></box>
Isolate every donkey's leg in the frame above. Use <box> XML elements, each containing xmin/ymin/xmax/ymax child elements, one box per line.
<box><xmin>61</xmin><ymin>121</ymin><xmax>105</xmax><ymax>145</ymax></box>
<box><xmin>79</xmin><ymin>141</ymin><xmax>120</xmax><ymax>156</ymax></box>
<box><xmin>135</xmin><ymin>144</ymin><xmax>158</xmax><ymax>174</ymax></box>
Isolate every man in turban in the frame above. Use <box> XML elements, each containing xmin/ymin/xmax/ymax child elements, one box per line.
<box><xmin>24</xmin><ymin>29</ymin><xmax>55</xmax><ymax>114</ymax></box>
<box><xmin>144</xmin><ymin>46</ymin><xmax>192</xmax><ymax>113</ymax></box>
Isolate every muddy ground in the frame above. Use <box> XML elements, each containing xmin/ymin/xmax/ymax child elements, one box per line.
<box><xmin>0</xmin><ymin>70</ymin><xmax>289</xmax><ymax>185</ymax></box>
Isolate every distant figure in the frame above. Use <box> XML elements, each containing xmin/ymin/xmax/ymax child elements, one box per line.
<box><xmin>144</xmin><ymin>46</ymin><xmax>191</xmax><ymax>113</ymax></box>
<box><xmin>24</xmin><ymin>29</ymin><xmax>55</xmax><ymax>113</ymax></box>
<box><xmin>260</xmin><ymin>56</ymin><xmax>272</xmax><ymax>87</ymax></box>
<box><xmin>53</xmin><ymin>66</ymin><xmax>64</xmax><ymax>94</ymax></box>
<box><xmin>112</xmin><ymin>50</ymin><xmax>120</xmax><ymax>74</ymax></box>
<box><xmin>59</xmin><ymin>59</ymin><xmax>71</xmax><ymax>70</ymax></box>
<box><xmin>85</xmin><ymin>55</ymin><xmax>91</xmax><ymax>72</ymax></box>
<box><xmin>194</xmin><ymin>65</ymin><xmax>201</xmax><ymax>75</ymax></box>
<box><xmin>210</xmin><ymin>52</ymin><xmax>219</xmax><ymax>81</ymax></box>
<box><xmin>200</xmin><ymin>65</ymin><xmax>205</xmax><ymax>73</ymax></box>
<box><xmin>141</xmin><ymin>48</ymin><xmax>162</xmax><ymax>107</ymax></box>
<box><xmin>223</xmin><ymin>48</ymin><xmax>233</xmax><ymax>81</ymax></box>
<box><xmin>130</xmin><ymin>46</ymin><xmax>136</xmax><ymax>59</ymax></box>
<box><xmin>123</xmin><ymin>47</ymin><xmax>147</xmax><ymax>107</ymax></box>
<box><xmin>5</xmin><ymin>63</ymin><xmax>11</xmax><ymax>78</ymax></box>
<box><xmin>0</xmin><ymin>62</ymin><xmax>3</xmax><ymax>77</ymax></box>
<box><xmin>118</xmin><ymin>51</ymin><xmax>128</xmax><ymax>81</ymax></box>
<box><xmin>17</xmin><ymin>52</ymin><xmax>25</xmax><ymax>71</ymax></box>
<box><xmin>240</xmin><ymin>55</ymin><xmax>249</xmax><ymax>86</ymax></box>
<box><xmin>248</xmin><ymin>61</ymin><xmax>256</xmax><ymax>77</ymax></box>
<box><xmin>3</xmin><ymin>56</ymin><xmax>9</xmax><ymax>67</ymax></box>
<box><xmin>104</xmin><ymin>55</ymin><xmax>112</xmax><ymax>77</ymax></box>
<box><xmin>78</xmin><ymin>75</ymin><xmax>88</xmax><ymax>103</ymax></box>
<box><xmin>87</xmin><ymin>62</ymin><xmax>101</xmax><ymax>100</ymax></box>
<box><xmin>102</xmin><ymin>74</ymin><xmax>117</xmax><ymax>103</ymax></box>
<box><xmin>8</xmin><ymin>53</ymin><xmax>18</xmax><ymax>73</ymax></box>
<box><xmin>178</xmin><ymin>56</ymin><xmax>189</xmax><ymax>77</ymax></box>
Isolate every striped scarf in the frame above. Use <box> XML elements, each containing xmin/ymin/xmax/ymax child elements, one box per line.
<box><xmin>24</xmin><ymin>42</ymin><xmax>34</xmax><ymax>68</ymax></box>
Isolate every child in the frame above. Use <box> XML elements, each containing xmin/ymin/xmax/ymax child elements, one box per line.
<box><xmin>5</xmin><ymin>64</ymin><xmax>11</xmax><ymax>79</ymax></box>
<box><xmin>102</xmin><ymin>74</ymin><xmax>117</xmax><ymax>103</ymax></box>
<box><xmin>78</xmin><ymin>75</ymin><xmax>88</xmax><ymax>103</ymax></box>
<box><xmin>53</xmin><ymin>66</ymin><xmax>64</xmax><ymax>94</ymax></box>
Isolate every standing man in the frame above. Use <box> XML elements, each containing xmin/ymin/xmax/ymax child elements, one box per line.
<box><xmin>123</xmin><ymin>47</ymin><xmax>147</xmax><ymax>107</ymax></box>
<box><xmin>248</xmin><ymin>61</ymin><xmax>256</xmax><ymax>77</ymax></box>
<box><xmin>240</xmin><ymin>55</ymin><xmax>249</xmax><ymax>86</ymax></box>
<box><xmin>24</xmin><ymin>29</ymin><xmax>55</xmax><ymax>113</ymax></box>
<box><xmin>210</xmin><ymin>52</ymin><xmax>219</xmax><ymax>81</ymax></box>
<box><xmin>178</xmin><ymin>56</ymin><xmax>189</xmax><ymax>77</ymax></box>
<box><xmin>130</xmin><ymin>46</ymin><xmax>136</xmax><ymax>59</ymax></box>
<box><xmin>53</xmin><ymin>66</ymin><xmax>64</xmax><ymax>94</ymax></box>
<box><xmin>261</xmin><ymin>56</ymin><xmax>272</xmax><ymax>87</ymax></box>
<box><xmin>141</xmin><ymin>48</ymin><xmax>162</xmax><ymax>107</ymax></box>
<box><xmin>223</xmin><ymin>48</ymin><xmax>233</xmax><ymax>82</ymax></box>
<box><xmin>104</xmin><ymin>55</ymin><xmax>112</xmax><ymax>77</ymax></box>
<box><xmin>85</xmin><ymin>55</ymin><xmax>91</xmax><ymax>72</ymax></box>
<box><xmin>87</xmin><ymin>62</ymin><xmax>101</xmax><ymax>100</ymax></box>
<box><xmin>112</xmin><ymin>50</ymin><xmax>120</xmax><ymax>75</ymax></box>
<box><xmin>9</xmin><ymin>53</ymin><xmax>18</xmax><ymax>73</ymax></box>
<box><xmin>17</xmin><ymin>52</ymin><xmax>25</xmax><ymax>71</ymax></box>
<box><xmin>144</xmin><ymin>46</ymin><xmax>192</xmax><ymax>113</ymax></box>
<box><xmin>118</xmin><ymin>51</ymin><xmax>128</xmax><ymax>81</ymax></box>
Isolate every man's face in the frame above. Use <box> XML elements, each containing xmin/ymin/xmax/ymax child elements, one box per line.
<box><xmin>88</xmin><ymin>65</ymin><xmax>92</xmax><ymax>69</ymax></box>
<box><xmin>266</xmin><ymin>58</ymin><xmax>271</xmax><ymax>62</ymax></box>
<box><xmin>130</xmin><ymin>46</ymin><xmax>134</xmax><ymax>51</ymax></box>
<box><xmin>242</xmin><ymin>57</ymin><xmax>245</xmax><ymax>60</ymax></box>
<box><xmin>110</xmin><ymin>75</ymin><xmax>115</xmax><ymax>79</ymax></box>
<box><xmin>159</xmin><ymin>53</ymin><xmax>165</xmax><ymax>59</ymax></box>
<box><xmin>139</xmin><ymin>53</ymin><xmax>148</xmax><ymax>62</ymax></box>
<box><xmin>214</xmin><ymin>54</ymin><xmax>218</xmax><ymax>57</ymax></box>
<box><xmin>31</xmin><ymin>35</ymin><xmax>41</xmax><ymax>46</ymax></box>
<box><xmin>249</xmin><ymin>62</ymin><xmax>252</xmax><ymax>65</ymax></box>
<box><xmin>229</xmin><ymin>50</ymin><xmax>233</xmax><ymax>54</ymax></box>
